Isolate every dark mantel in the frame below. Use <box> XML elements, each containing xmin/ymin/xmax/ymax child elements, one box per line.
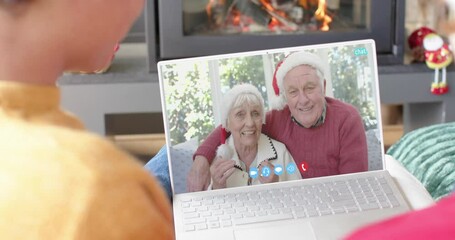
<box><xmin>379</xmin><ymin>63</ymin><xmax>455</xmax><ymax>133</ymax></box>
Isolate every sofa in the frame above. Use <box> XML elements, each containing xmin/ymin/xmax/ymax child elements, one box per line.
<box><xmin>387</xmin><ymin>122</ymin><xmax>455</xmax><ymax>201</ymax></box>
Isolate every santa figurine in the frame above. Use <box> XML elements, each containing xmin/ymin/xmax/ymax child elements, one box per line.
<box><xmin>423</xmin><ymin>32</ymin><xmax>453</xmax><ymax>95</ymax></box>
<box><xmin>408</xmin><ymin>27</ymin><xmax>435</xmax><ymax>62</ymax></box>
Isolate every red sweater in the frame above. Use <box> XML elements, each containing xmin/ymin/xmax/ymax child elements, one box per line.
<box><xmin>195</xmin><ymin>97</ymin><xmax>368</xmax><ymax>178</ymax></box>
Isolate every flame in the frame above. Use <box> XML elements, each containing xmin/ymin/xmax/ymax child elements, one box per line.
<box><xmin>314</xmin><ymin>0</ymin><xmax>332</xmax><ymax>31</ymax></box>
<box><xmin>260</xmin><ymin>0</ymin><xmax>293</xmax><ymax>31</ymax></box>
<box><xmin>232</xmin><ymin>11</ymin><xmax>241</xmax><ymax>26</ymax></box>
<box><xmin>206</xmin><ymin>0</ymin><xmax>332</xmax><ymax>32</ymax></box>
<box><xmin>268</xmin><ymin>17</ymin><xmax>281</xmax><ymax>30</ymax></box>
<box><xmin>260</xmin><ymin>0</ymin><xmax>275</xmax><ymax>12</ymax></box>
<box><xmin>206</xmin><ymin>0</ymin><xmax>214</xmax><ymax>20</ymax></box>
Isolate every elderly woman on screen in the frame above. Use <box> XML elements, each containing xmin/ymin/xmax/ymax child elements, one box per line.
<box><xmin>210</xmin><ymin>83</ymin><xmax>301</xmax><ymax>189</ymax></box>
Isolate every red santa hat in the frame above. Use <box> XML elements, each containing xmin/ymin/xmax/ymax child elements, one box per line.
<box><xmin>408</xmin><ymin>27</ymin><xmax>435</xmax><ymax>50</ymax></box>
<box><xmin>217</xmin><ymin>83</ymin><xmax>265</xmax><ymax>160</ymax></box>
<box><xmin>271</xmin><ymin>51</ymin><xmax>326</xmax><ymax>109</ymax></box>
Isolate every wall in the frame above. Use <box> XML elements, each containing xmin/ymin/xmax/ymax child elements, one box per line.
<box><xmin>60</xmin><ymin>81</ymin><xmax>162</xmax><ymax>135</ymax></box>
<box><xmin>60</xmin><ymin>66</ymin><xmax>455</xmax><ymax>137</ymax></box>
<box><xmin>59</xmin><ymin>43</ymin><xmax>162</xmax><ymax>135</ymax></box>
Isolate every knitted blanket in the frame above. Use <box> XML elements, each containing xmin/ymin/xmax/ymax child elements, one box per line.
<box><xmin>387</xmin><ymin>122</ymin><xmax>455</xmax><ymax>201</ymax></box>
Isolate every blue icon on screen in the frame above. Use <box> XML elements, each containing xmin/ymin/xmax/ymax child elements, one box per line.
<box><xmin>286</xmin><ymin>163</ymin><xmax>297</xmax><ymax>174</ymax></box>
<box><xmin>274</xmin><ymin>164</ymin><xmax>283</xmax><ymax>176</ymax></box>
<box><xmin>354</xmin><ymin>47</ymin><xmax>368</xmax><ymax>56</ymax></box>
<box><xmin>261</xmin><ymin>166</ymin><xmax>271</xmax><ymax>177</ymax></box>
<box><xmin>250</xmin><ymin>167</ymin><xmax>259</xmax><ymax>179</ymax></box>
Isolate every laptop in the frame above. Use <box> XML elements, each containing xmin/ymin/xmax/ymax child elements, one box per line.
<box><xmin>158</xmin><ymin>39</ymin><xmax>411</xmax><ymax>240</ymax></box>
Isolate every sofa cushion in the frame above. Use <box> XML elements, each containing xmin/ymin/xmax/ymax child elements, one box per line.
<box><xmin>387</xmin><ymin>122</ymin><xmax>455</xmax><ymax>201</ymax></box>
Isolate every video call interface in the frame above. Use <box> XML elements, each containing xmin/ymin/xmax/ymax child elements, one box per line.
<box><xmin>159</xmin><ymin>41</ymin><xmax>384</xmax><ymax>194</ymax></box>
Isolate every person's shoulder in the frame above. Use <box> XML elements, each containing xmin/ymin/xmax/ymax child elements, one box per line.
<box><xmin>326</xmin><ymin>97</ymin><xmax>356</xmax><ymax>110</ymax></box>
<box><xmin>267</xmin><ymin>106</ymin><xmax>291</xmax><ymax>119</ymax></box>
<box><xmin>326</xmin><ymin>97</ymin><xmax>360</xmax><ymax>116</ymax></box>
<box><xmin>0</xmin><ymin>118</ymin><xmax>143</xmax><ymax>177</ymax></box>
<box><xmin>0</xmin><ymin>120</ymin><xmax>173</xmax><ymax>239</ymax></box>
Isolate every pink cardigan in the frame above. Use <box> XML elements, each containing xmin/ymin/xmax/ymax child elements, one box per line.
<box><xmin>195</xmin><ymin>97</ymin><xmax>368</xmax><ymax>178</ymax></box>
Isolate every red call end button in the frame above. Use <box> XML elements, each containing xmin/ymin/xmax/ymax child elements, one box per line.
<box><xmin>300</xmin><ymin>161</ymin><xmax>309</xmax><ymax>172</ymax></box>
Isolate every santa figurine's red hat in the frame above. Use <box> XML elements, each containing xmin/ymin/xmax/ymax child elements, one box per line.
<box><xmin>216</xmin><ymin>84</ymin><xmax>265</xmax><ymax>160</ymax></box>
<box><xmin>407</xmin><ymin>27</ymin><xmax>436</xmax><ymax>62</ymax></box>
<box><xmin>271</xmin><ymin>51</ymin><xmax>326</xmax><ymax>109</ymax></box>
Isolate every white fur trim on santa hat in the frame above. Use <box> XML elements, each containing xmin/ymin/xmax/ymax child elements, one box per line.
<box><xmin>220</xmin><ymin>83</ymin><xmax>266</xmax><ymax>128</ymax></box>
<box><xmin>216</xmin><ymin>144</ymin><xmax>234</xmax><ymax>160</ymax></box>
<box><xmin>272</xmin><ymin>51</ymin><xmax>326</xmax><ymax>109</ymax></box>
<box><xmin>270</xmin><ymin>93</ymin><xmax>288</xmax><ymax>110</ymax></box>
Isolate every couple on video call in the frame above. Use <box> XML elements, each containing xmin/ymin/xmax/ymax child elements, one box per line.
<box><xmin>146</xmin><ymin>50</ymin><xmax>369</xmax><ymax>194</ymax></box>
<box><xmin>3</xmin><ymin>0</ymin><xmax>454</xmax><ymax>239</ymax></box>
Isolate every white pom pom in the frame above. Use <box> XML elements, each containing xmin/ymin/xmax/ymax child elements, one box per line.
<box><xmin>270</xmin><ymin>95</ymin><xmax>287</xmax><ymax>110</ymax></box>
<box><xmin>216</xmin><ymin>144</ymin><xmax>234</xmax><ymax>160</ymax></box>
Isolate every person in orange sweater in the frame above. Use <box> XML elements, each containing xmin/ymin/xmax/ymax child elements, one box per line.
<box><xmin>0</xmin><ymin>0</ymin><xmax>173</xmax><ymax>239</ymax></box>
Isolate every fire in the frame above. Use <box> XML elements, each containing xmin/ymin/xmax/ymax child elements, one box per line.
<box><xmin>314</xmin><ymin>0</ymin><xmax>332</xmax><ymax>31</ymax></box>
<box><xmin>300</xmin><ymin>0</ymin><xmax>332</xmax><ymax>31</ymax></box>
<box><xmin>206</xmin><ymin>0</ymin><xmax>227</xmax><ymax>27</ymax></box>
<box><xmin>259</xmin><ymin>0</ymin><xmax>276</xmax><ymax>12</ymax></box>
<box><xmin>205</xmin><ymin>0</ymin><xmax>332</xmax><ymax>32</ymax></box>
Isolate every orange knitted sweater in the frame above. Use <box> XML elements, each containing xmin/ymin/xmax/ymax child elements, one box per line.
<box><xmin>0</xmin><ymin>81</ymin><xmax>174</xmax><ymax>239</ymax></box>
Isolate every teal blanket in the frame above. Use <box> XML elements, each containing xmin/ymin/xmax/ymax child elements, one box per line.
<box><xmin>387</xmin><ymin>122</ymin><xmax>455</xmax><ymax>201</ymax></box>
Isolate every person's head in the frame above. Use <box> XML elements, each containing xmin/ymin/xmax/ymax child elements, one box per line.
<box><xmin>0</xmin><ymin>0</ymin><xmax>144</xmax><ymax>80</ymax></box>
<box><xmin>273</xmin><ymin>51</ymin><xmax>327</xmax><ymax>128</ymax></box>
<box><xmin>221</xmin><ymin>84</ymin><xmax>266</xmax><ymax>150</ymax></box>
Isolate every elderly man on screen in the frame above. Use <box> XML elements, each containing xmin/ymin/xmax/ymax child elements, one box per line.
<box><xmin>188</xmin><ymin>51</ymin><xmax>368</xmax><ymax>192</ymax></box>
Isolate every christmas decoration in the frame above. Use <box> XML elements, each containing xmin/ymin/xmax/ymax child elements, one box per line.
<box><xmin>423</xmin><ymin>33</ymin><xmax>453</xmax><ymax>95</ymax></box>
<box><xmin>408</xmin><ymin>27</ymin><xmax>436</xmax><ymax>62</ymax></box>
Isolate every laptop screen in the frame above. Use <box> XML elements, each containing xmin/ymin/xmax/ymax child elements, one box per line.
<box><xmin>158</xmin><ymin>39</ymin><xmax>384</xmax><ymax>195</ymax></box>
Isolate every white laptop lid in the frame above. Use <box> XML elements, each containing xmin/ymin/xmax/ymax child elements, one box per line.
<box><xmin>157</xmin><ymin>39</ymin><xmax>385</xmax><ymax>197</ymax></box>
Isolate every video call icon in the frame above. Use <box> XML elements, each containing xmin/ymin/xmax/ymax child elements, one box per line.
<box><xmin>250</xmin><ymin>163</ymin><xmax>298</xmax><ymax>179</ymax></box>
<box><xmin>249</xmin><ymin>167</ymin><xmax>259</xmax><ymax>179</ymax></box>
<box><xmin>274</xmin><ymin>164</ymin><xmax>284</xmax><ymax>176</ymax></box>
<box><xmin>286</xmin><ymin>163</ymin><xmax>297</xmax><ymax>174</ymax></box>
<box><xmin>300</xmin><ymin>161</ymin><xmax>309</xmax><ymax>172</ymax></box>
<box><xmin>261</xmin><ymin>166</ymin><xmax>271</xmax><ymax>177</ymax></box>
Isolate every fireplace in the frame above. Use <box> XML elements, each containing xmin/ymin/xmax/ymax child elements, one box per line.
<box><xmin>148</xmin><ymin>0</ymin><xmax>404</xmax><ymax>71</ymax></box>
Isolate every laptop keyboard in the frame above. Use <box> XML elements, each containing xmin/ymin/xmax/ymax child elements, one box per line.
<box><xmin>180</xmin><ymin>176</ymin><xmax>401</xmax><ymax>232</ymax></box>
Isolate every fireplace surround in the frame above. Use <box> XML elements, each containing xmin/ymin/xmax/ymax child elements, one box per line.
<box><xmin>58</xmin><ymin>0</ymin><xmax>455</xmax><ymax>151</ymax></box>
<box><xmin>146</xmin><ymin>0</ymin><xmax>405</xmax><ymax>71</ymax></box>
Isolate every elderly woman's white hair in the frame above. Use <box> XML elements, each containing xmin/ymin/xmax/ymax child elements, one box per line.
<box><xmin>217</xmin><ymin>83</ymin><xmax>266</xmax><ymax>159</ymax></box>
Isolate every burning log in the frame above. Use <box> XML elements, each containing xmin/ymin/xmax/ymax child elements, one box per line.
<box><xmin>258</xmin><ymin>0</ymin><xmax>299</xmax><ymax>31</ymax></box>
<box><xmin>236</xmin><ymin>0</ymin><xmax>272</xmax><ymax>27</ymax></box>
<box><xmin>205</xmin><ymin>0</ymin><xmax>332</xmax><ymax>33</ymax></box>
